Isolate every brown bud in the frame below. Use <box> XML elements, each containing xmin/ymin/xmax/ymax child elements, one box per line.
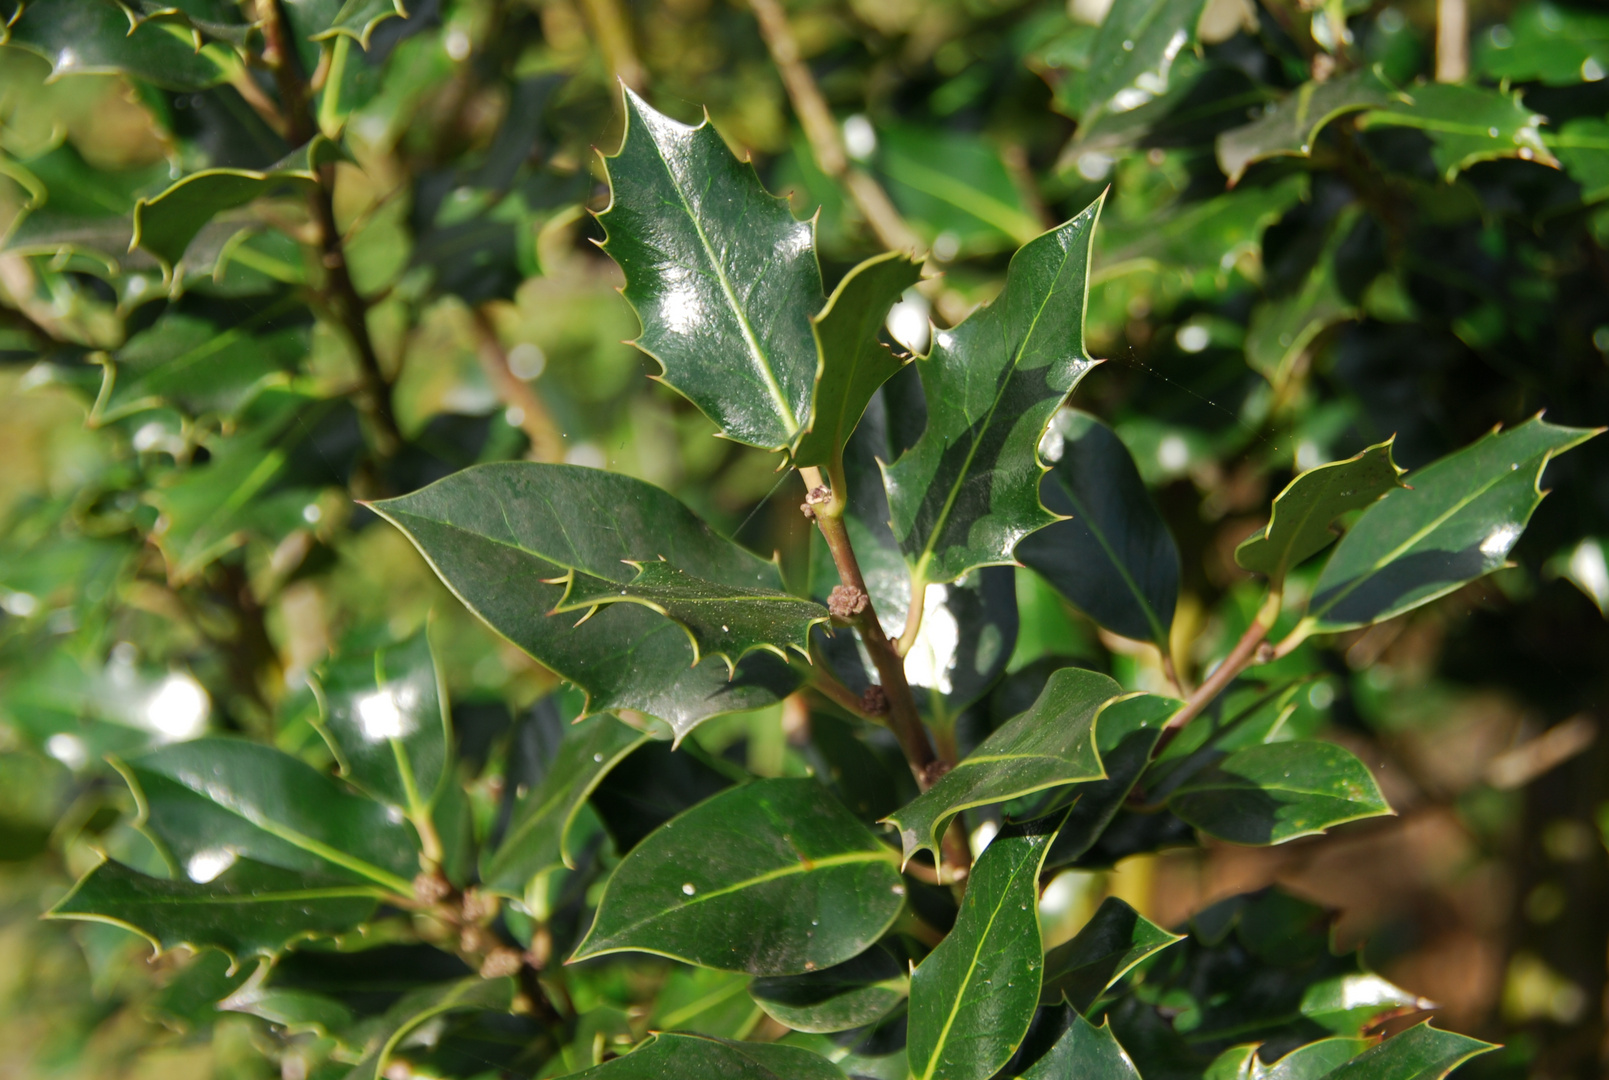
<box><xmin>412</xmin><ymin>872</ymin><xmax>451</xmax><ymax>905</ymax></box>
<box><xmin>460</xmin><ymin>888</ymin><xmax>496</xmax><ymax>923</ymax></box>
<box><xmin>806</xmin><ymin>485</ymin><xmax>832</xmax><ymax>505</ymax></box>
<box><xmin>479</xmin><ymin>947</ymin><xmax>524</xmax><ymax>979</ymax></box>
<box><xmin>860</xmin><ymin>685</ymin><xmax>890</xmax><ymax>715</ymax></box>
<box><xmin>800</xmin><ymin>501</ymin><xmax>816</xmax><ymax>520</ymax></box>
<box><xmin>828</xmin><ymin>584</ymin><xmax>869</xmax><ymax>620</ymax></box>
<box><xmin>921</xmin><ymin>760</ymin><xmax>953</xmax><ymax>787</ymax></box>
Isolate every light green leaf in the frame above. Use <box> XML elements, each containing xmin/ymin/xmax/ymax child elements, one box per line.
<box><xmin>599</xmin><ymin>88</ymin><xmax>822</xmax><ymax>451</ymax></box>
<box><xmin>569</xmin><ymin>1033</ymin><xmax>846</xmax><ymax>1079</ymax></box>
<box><xmin>1236</xmin><ymin>440</ymin><xmax>1405</xmax><ymax>585</ymax></box>
<box><xmin>884</xmin><ymin>198</ymin><xmax>1103</xmax><ymax>586</ymax></box>
<box><xmin>1098</xmin><ymin>175</ymin><xmax>1307</xmax><ymax>287</ymax></box>
<box><xmin>1070</xmin><ymin>0</ymin><xmax>1209</xmax><ymax>127</ymax></box>
<box><xmin>906</xmin><ymin>815</ymin><xmax>1060</xmax><ymax>1080</ymax></box>
<box><xmin>571</xmin><ymin>778</ymin><xmax>903</xmax><ymax>975</ymax></box>
<box><xmin>878</xmin><ymin>125</ymin><xmax>1044</xmax><ymax>251</ymax></box>
<box><xmin>1040</xmin><ymin>896</ymin><xmax>1183</xmax><ymax>1008</ymax></box>
<box><xmin>1261</xmin><ymin>1038</ymin><xmax>1375</xmax><ymax>1080</ymax></box>
<box><xmin>1020</xmin><ymin>1012</ymin><xmax>1143</xmax><ymax>1080</ymax></box>
<box><xmin>1169</xmin><ymin>740</ymin><xmax>1391</xmax><ymax>845</ymax></box>
<box><xmin>749</xmin><ymin>945</ymin><xmax>907</xmax><ymax>1033</ymax></box>
<box><xmin>1304</xmin><ymin>417</ymin><xmax>1601</xmax><ymax>632</ymax></box>
<box><xmin>555</xmin><ymin>560</ymin><xmax>829</xmax><ymax>673</ymax></box>
<box><xmin>1299</xmin><ymin>973</ymin><xmax>1431</xmax><ymax>1036</ymax></box>
<box><xmin>1358</xmin><ymin>83</ymin><xmax>1556</xmax><ymax>182</ymax></box>
<box><xmin>1017</xmin><ymin>409</ymin><xmax>1180</xmax><ymax>646</ymax></box>
<box><xmin>479</xmin><ymin>714</ymin><xmax>650</xmax><ymax>897</ymax></box>
<box><xmin>884</xmin><ymin>666</ymin><xmax>1118</xmax><ymax>862</ymax></box>
<box><xmin>791</xmin><ymin>252</ymin><xmax>923</xmax><ymax>470</ymax></box>
<box><xmin>220</xmin><ymin>966</ymin><xmax>357</xmax><ymax>1039</ymax></box>
<box><xmin>1245</xmin><ymin>209</ymin><xmax>1359</xmax><ymax>389</ymax></box>
<box><xmin>1475</xmin><ymin>2</ymin><xmax>1609</xmax><ymax>87</ymax></box>
<box><xmin>2</xmin><ymin>0</ymin><xmax>232</xmax><ymax>89</ymax></box>
<box><xmin>369</xmin><ymin>462</ymin><xmax>801</xmax><ymax>740</ymax></box>
<box><xmin>1321</xmin><ymin>1022</ymin><xmax>1496</xmax><ymax>1080</ymax></box>
<box><xmin>1217</xmin><ymin>68</ymin><xmax>1401</xmax><ymax>185</ymax></box>
<box><xmin>1549</xmin><ymin>118</ymin><xmax>1609</xmax><ymax>203</ymax></box>
<box><xmin>47</xmin><ymin>858</ymin><xmax>384</xmax><ymax>962</ymax></box>
<box><xmin>344</xmin><ymin>977</ymin><xmax>515</xmax><ymax>1080</ymax></box>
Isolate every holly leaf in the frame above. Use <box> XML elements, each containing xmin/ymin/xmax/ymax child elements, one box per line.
<box><xmin>884</xmin><ymin>198</ymin><xmax>1103</xmax><ymax>586</ymax></box>
<box><xmin>311</xmin><ymin>0</ymin><xmax>408</xmax><ymax>47</ymax></box>
<box><xmin>1322</xmin><ymin>1022</ymin><xmax>1495</xmax><ymax>1080</ymax></box>
<box><xmin>1245</xmin><ymin>209</ymin><xmax>1359</xmax><ymax>389</ymax></box>
<box><xmin>1236</xmin><ymin>440</ymin><xmax>1405</xmax><ymax>585</ymax></box>
<box><xmin>1303</xmin><ymin>417</ymin><xmax>1601</xmax><ymax>633</ymax></box>
<box><xmin>47</xmin><ymin>858</ymin><xmax>384</xmax><ymax>962</ymax></box>
<box><xmin>791</xmin><ymin>252</ymin><xmax>923</xmax><ymax>470</ymax></box>
<box><xmin>1098</xmin><ymin>175</ymin><xmax>1307</xmax><ymax>287</ymax></box>
<box><xmin>344</xmin><ymin>977</ymin><xmax>516</xmax><ymax>1080</ymax></box>
<box><xmin>907</xmin><ymin>815</ymin><xmax>1061</xmax><ymax>1080</ymax></box>
<box><xmin>1040</xmin><ymin>897</ymin><xmax>1182</xmax><ymax>1008</ymax></box>
<box><xmin>599</xmin><ymin>88</ymin><xmax>823</xmax><ymax>451</ymax></box>
<box><xmin>1474</xmin><ymin>2</ymin><xmax>1609</xmax><ymax>87</ymax></box>
<box><xmin>884</xmin><ymin>666</ymin><xmax>1118</xmax><ymax>862</ymax></box>
<box><xmin>1258</xmin><ymin>1038</ymin><xmax>1376</xmax><ymax>1080</ymax></box>
<box><xmin>1550</xmin><ymin>118</ymin><xmax>1609</xmax><ymax>203</ymax></box>
<box><xmin>1168</xmin><ymin>741</ymin><xmax>1391</xmax><ymax>845</ymax></box>
<box><xmin>1068</xmin><ymin>0</ymin><xmax>1209</xmax><ymax>127</ymax></box>
<box><xmin>368</xmin><ymin>462</ymin><xmax>801</xmax><ymax>740</ymax></box>
<box><xmin>554</xmin><ymin>560</ymin><xmax>829</xmax><ymax>674</ymax></box>
<box><xmin>479</xmin><ymin>714</ymin><xmax>650</xmax><ymax>897</ymax></box>
<box><xmin>1299</xmin><ymin>974</ymin><xmax>1431</xmax><ymax>1036</ymax></box>
<box><xmin>750</xmin><ymin>945</ymin><xmax>907</xmax><ymax>1034</ymax></box>
<box><xmin>1217</xmin><ymin>68</ymin><xmax>1401</xmax><ymax>185</ymax></box>
<box><xmin>2</xmin><ymin>0</ymin><xmax>232</xmax><ymax>90</ymax></box>
<box><xmin>311</xmin><ymin>630</ymin><xmax>450</xmax><ymax>817</ymax></box>
<box><xmin>877</xmin><ymin>125</ymin><xmax>1044</xmax><ymax>252</ymax></box>
<box><xmin>1017</xmin><ymin>409</ymin><xmax>1180</xmax><ymax>647</ymax></box>
<box><xmin>571</xmin><ymin>778</ymin><xmax>903</xmax><ymax>975</ymax></box>
<box><xmin>1357</xmin><ymin>83</ymin><xmax>1556</xmax><ymax>182</ymax></box>
<box><xmin>569</xmin><ymin>1033</ymin><xmax>846</xmax><ymax>1079</ymax></box>
<box><xmin>1020</xmin><ymin>1012</ymin><xmax>1143</xmax><ymax>1080</ymax></box>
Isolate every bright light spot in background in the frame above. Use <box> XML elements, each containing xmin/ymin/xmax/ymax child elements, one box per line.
<box><xmin>969</xmin><ymin>819</ymin><xmax>999</xmax><ymax>856</ymax></box>
<box><xmin>444</xmin><ymin>28</ymin><xmax>472</xmax><ymax>61</ymax></box>
<box><xmin>356</xmin><ymin>686</ymin><xmax>416</xmax><ymax>741</ymax></box>
<box><xmin>565</xmin><ymin>443</ymin><xmax>607</xmax><ymax>469</ymax></box>
<box><xmin>931</xmin><ymin>232</ymin><xmax>961</xmax><ymax>262</ymax></box>
<box><xmin>146</xmin><ymin>673</ymin><xmax>210</xmax><ymax>742</ymax></box>
<box><xmin>1039</xmin><ymin>869</ymin><xmax>1103</xmax><ymax>948</ymax></box>
<box><xmin>186</xmin><ymin>847</ymin><xmax>238</xmax><ymax>883</ymax></box>
<box><xmin>1480</xmin><ymin>523</ymin><xmax>1523</xmax><ymax>559</ymax></box>
<box><xmin>505</xmin><ymin>406</ymin><xmax>526</xmax><ymax>428</ymax></box>
<box><xmin>508</xmin><ymin>343</ymin><xmax>547</xmax><ymax>380</ymax></box>
<box><xmin>842</xmin><ymin>114</ymin><xmax>877</xmax><ymax>161</ymax></box>
<box><xmin>46</xmin><ymin>733</ymin><xmax>88</xmax><ymax>770</ymax></box>
<box><xmin>904</xmin><ymin>584</ymin><xmax>959</xmax><ymax>695</ymax></box>
<box><xmin>1</xmin><ymin>591</ymin><xmax>37</xmax><ymax>617</ymax></box>
<box><xmin>1076</xmin><ymin>152</ymin><xmax>1113</xmax><ymax>181</ymax></box>
<box><xmin>886</xmin><ymin>290</ymin><xmax>931</xmax><ymax>354</ymax></box>
<box><xmin>1175</xmin><ymin>324</ymin><xmax>1210</xmax><ymax>353</ymax></box>
<box><xmin>1157</xmin><ymin>434</ymin><xmax>1189</xmax><ymax>473</ymax></box>
<box><xmin>1308</xmin><ymin>681</ymin><xmax>1336</xmax><ymax>710</ymax></box>
<box><xmin>1039</xmin><ymin>422</ymin><xmax>1066</xmax><ymax>465</ymax></box>
<box><xmin>302</xmin><ymin>503</ymin><xmax>323</xmax><ymax>524</ymax></box>
<box><xmin>1567</xmin><ymin>539</ymin><xmax>1609</xmax><ymax>609</ymax></box>
<box><xmin>1296</xmin><ymin>440</ymin><xmax>1324</xmax><ymax>472</ymax></box>
<box><xmin>1584</xmin><ymin>57</ymin><xmax>1606</xmax><ymax>82</ymax></box>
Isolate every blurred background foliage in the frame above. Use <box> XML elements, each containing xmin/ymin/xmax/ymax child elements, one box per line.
<box><xmin>0</xmin><ymin>0</ymin><xmax>1607</xmax><ymax>1076</ymax></box>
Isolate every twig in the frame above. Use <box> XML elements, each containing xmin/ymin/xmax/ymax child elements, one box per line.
<box><xmin>469</xmin><ymin>308</ymin><xmax>566</xmax><ymax>462</ymax></box>
<box><xmin>1153</xmin><ymin>591</ymin><xmax>1283</xmax><ymax>756</ymax></box>
<box><xmin>748</xmin><ymin>0</ymin><xmax>921</xmax><ymax>254</ymax></box>
<box><xmin>1436</xmin><ymin>0</ymin><xmax>1468</xmax><ymax>83</ymax></box>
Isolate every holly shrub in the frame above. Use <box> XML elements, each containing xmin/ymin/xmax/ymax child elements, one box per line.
<box><xmin>1</xmin><ymin>0</ymin><xmax>1607</xmax><ymax>1078</ymax></box>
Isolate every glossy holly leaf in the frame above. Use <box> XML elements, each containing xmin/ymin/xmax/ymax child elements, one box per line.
<box><xmin>877</xmin><ymin>124</ymin><xmax>1044</xmax><ymax>252</ymax></box>
<box><xmin>885</xmin><ymin>666</ymin><xmax>1118</xmax><ymax>862</ymax></box>
<box><xmin>600</xmin><ymin>88</ymin><xmax>822</xmax><ymax>451</ymax></box>
<box><xmin>1357</xmin><ymin>83</ymin><xmax>1556</xmax><ymax>182</ymax></box>
<box><xmin>750</xmin><ymin>944</ymin><xmax>907</xmax><ymax>1033</ymax></box>
<box><xmin>1304</xmin><ymin>418</ymin><xmax>1600</xmax><ymax>632</ymax></box>
<box><xmin>0</xmin><ymin>143</ymin><xmax>168</xmax><ymax>265</ymax></box>
<box><xmin>907</xmin><ymin>815</ymin><xmax>1060</xmax><ymax>1080</ymax></box>
<box><xmin>570</xmin><ymin>1033</ymin><xmax>845</xmax><ymax>1079</ymax></box>
<box><xmin>220</xmin><ymin>965</ymin><xmax>357</xmax><ymax>1039</ymax></box>
<box><xmin>1475</xmin><ymin>2</ymin><xmax>1609</xmax><ymax>87</ymax></box>
<box><xmin>571</xmin><ymin>778</ymin><xmax>903</xmax><ymax>975</ymax></box>
<box><xmin>792</xmin><ymin>252</ymin><xmax>923</xmax><ymax>470</ymax></box>
<box><xmin>91</xmin><ymin>309</ymin><xmax>303</xmax><ymax>425</ymax></box>
<box><xmin>1217</xmin><ymin>68</ymin><xmax>1401</xmax><ymax>185</ymax></box>
<box><xmin>1550</xmin><ymin>118</ymin><xmax>1609</xmax><ymax>203</ymax></box>
<box><xmin>298</xmin><ymin>0</ymin><xmax>408</xmax><ymax>46</ymax></box>
<box><xmin>1245</xmin><ymin>210</ymin><xmax>1359</xmax><ymax>389</ymax></box>
<box><xmin>1040</xmin><ymin>897</ymin><xmax>1182</xmax><ymax>1008</ymax></box>
<box><xmin>116</xmin><ymin>737</ymin><xmax>420</xmax><ymax>896</ymax></box>
<box><xmin>47</xmin><ymin>858</ymin><xmax>384</xmax><ymax>962</ymax></box>
<box><xmin>344</xmin><ymin>977</ymin><xmax>516</xmax><ymax>1080</ymax></box>
<box><xmin>1098</xmin><ymin>175</ymin><xmax>1307</xmax><ymax>287</ymax></box>
<box><xmin>884</xmin><ymin>198</ymin><xmax>1103</xmax><ymax>586</ymax></box>
<box><xmin>1168</xmin><ymin>740</ymin><xmax>1391</xmax><ymax>845</ymax></box>
<box><xmin>1020</xmin><ymin>1012</ymin><xmax>1142</xmax><ymax>1080</ymax></box>
<box><xmin>479</xmin><ymin>714</ymin><xmax>650</xmax><ymax>897</ymax></box>
<box><xmin>1258</xmin><ymin>1038</ymin><xmax>1376</xmax><ymax>1080</ymax></box>
<box><xmin>133</xmin><ymin>138</ymin><xmax>340</xmax><ymax>268</ymax></box>
<box><xmin>1322</xmin><ymin>1022</ymin><xmax>1495</xmax><ymax>1080</ymax></box>
<box><xmin>125</xmin><ymin>0</ymin><xmax>252</xmax><ymax>47</ymax></box>
<box><xmin>1067</xmin><ymin>0</ymin><xmax>1209</xmax><ymax>127</ymax></box>
<box><xmin>1236</xmin><ymin>440</ymin><xmax>1405</xmax><ymax>585</ymax></box>
<box><xmin>369</xmin><ymin>462</ymin><xmax>801</xmax><ymax>739</ymax></box>
<box><xmin>1299</xmin><ymin>973</ymin><xmax>1431</xmax><ymax>1036</ymax></box>
<box><xmin>311</xmin><ymin>630</ymin><xmax>449</xmax><ymax>817</ymax></box>
<box><xmin>1017</xmin><ymin>409</ymin><xmax>1180</xmax><ymax>646</ymax></box>
<box><xmin>2</xmin><ymin>0</ymin><xmax>232</xmax><ymax>89</ymax></box>
<box><xmin>555</xmin><ymin>560</ymin><xmax>829</xmax><ymax>673</ymax></box>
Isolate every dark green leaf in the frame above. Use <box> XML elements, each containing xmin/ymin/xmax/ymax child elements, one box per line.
<box><xmin>648</xmin><ymin>967</ymin><xmax>760</xmax><ymax>1039</ymax></box>
<box><xmin>1236</xmin><ymin>440</ymin><xmax>1405</xmax><ymax>585</ymax></box>
<box><xmin>1259</xmin><ymin>1038</ymin><xmax>1375</xmax><ymax>1080</ymax></box>
<box><xmin>1304</xmin><ymin>417</ymin><xmax>1601</xmax><ymax>632</ymax></box>
<box><xmin>1168</xmin><ymin>740</ymin><xmax>1391</xmax><ymax>845</ymax></box>
<box><xmin>750</xmin><ymin>945</ymin><xmax>907</xmax><ymax>1033</ymax></box>
<box><xmin>220</xmin><ymin>964</ymin><xmax>357</xmax><ymax>1038</ymax></box>
<box><xmin>571</xmin><ymin>778</ymin><xmax>903</xmax><ymax>975</ymax></box>
<box><xmin>1020</xmin><ymin>1012</ymin><xmax>1143</xmax><ymax>1080</ymax></box>
<box><xmin>1217</xmin><ymin>68</ymin><xmax>1401</xmax><ymax>185</ymax></box>
<box><xmin>569</xmin><ymin>1033</ymin><xmax>845</xmax><ymax>1079</ymax></box>
<box><xmin>1357</xmin><ymin>83</ymin><xmax>1556</xmax><ymax>182</ymax></box>
<box><xmin>885</xmin><ymin>666</ymin><xmax>1118</xmax><ymax>862</ymax></box>
<box><xmin>555</xmin><ymin>560</ymin><xmax>829</xmax><ymax>673</ymax></box>
<box><xmin>369</xmin><ymin>462</ymin><xmax>800</xmax><ymax>739</ymax></box>
<box><xmin>1322</xmin><ymin>1023</ymin><xmax>1496</xmax><ymax>1080</ymax></box>
<box><xmin>344</xmin><ymin>977</ymin><xmax>516</xmax><ymax>1080</ymax></box>
<box><xmin>47</xmin><ymin>858</ymin><xmax>383</xmax><ymax>962</ymax></box>
<box><xmin>1098</xmin><ymin>176</ymin><xmax>1307</xmax><ymax>287</ymax></box>
<box><xmin>1550</xmin><ymin>118</ymin><xmax>1609</xmax><ymax>203</ymax></box>
<box><xmin>1245</xmin><ymin>209</ymin><xmax>1359</xmax><ymax>389</ymax></box>
<box><xmin>480</xmin><ymin>714</ymin><xmax>650</xmax><ymax>897</ymax></box>
<box><xmin>600</xmin><ymin>88</ymin><xmax>822</xmax><ymax>451</ymax></box>
<box><xmin>906</xmin><ymin>815</ymin><xmax>1060</xmax><ymax>1080</ymax></box>
<box><xmin>312</xmin><ymin>629</ymin><xmax>450</xmax><ymax>818</ymax></box>
<box><xmin>792</xmin><ymin>252</ymin><xmax>923</xmax><ymax>470</ymax></box>
<box><xmin>1017</xmin><ymin>409</ymin><xmax>1180</xmax><ymax>646</ymax></box>
<box><xmin>1069</xmin><ymin>0</ymin><xmax>1209</xmax><ymax>127</ymax></box>
<box><xmin>2</xmin><ymin>0</ymin><xmax>231</xmax><ymax>90</ymax></box>
<box><xmin>884</xmin><ymin>199</ymin><xmax>1103</xmax><ymax>586</ymax></box>
<box><xmin>1475</xmin><ymin>3</ymin><xmax>1609</xmax><ymax>87</ymax></box>
<box><xmin>304</xmin><ymin>0</ymin><xmax>407</xmax><ymax>46</ymax></box>
<box><xmin>1040</xmin><ymin>896</ymin><xmax>1183</xmax><ymax>1008</ymax></box>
